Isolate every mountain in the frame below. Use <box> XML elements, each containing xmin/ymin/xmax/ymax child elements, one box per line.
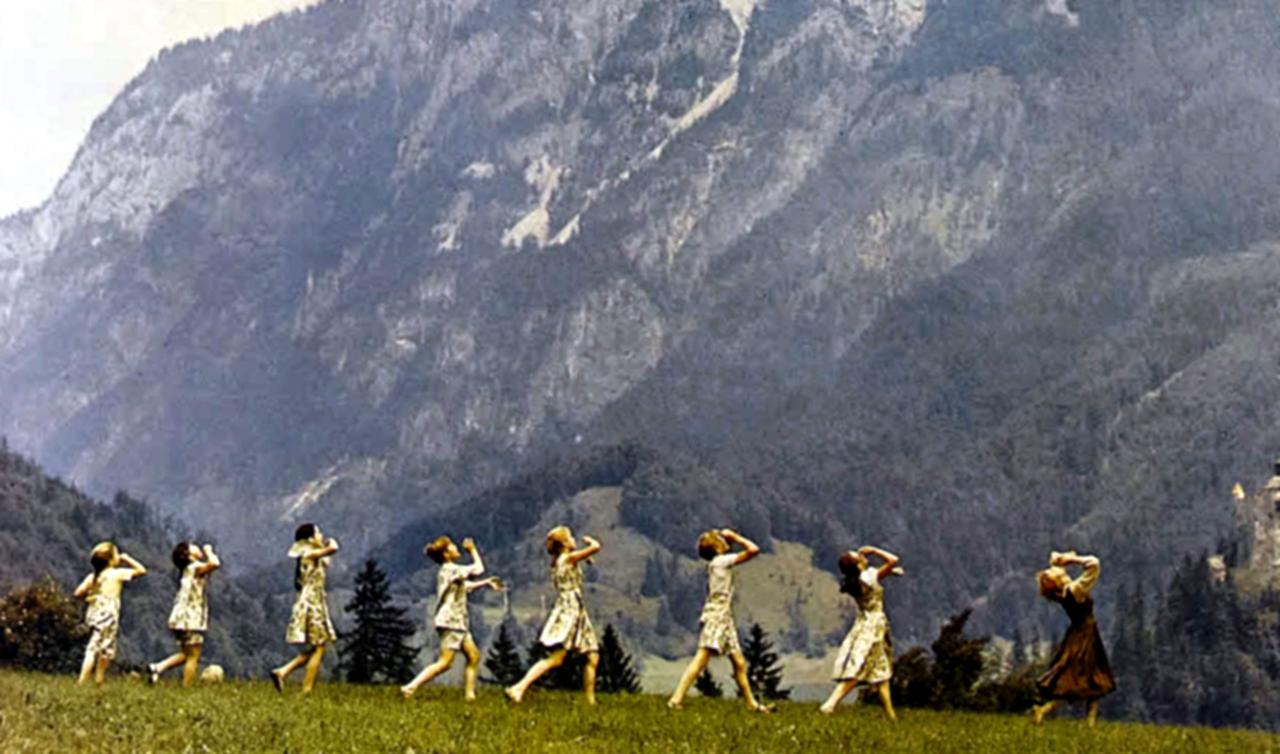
<box><xmin>0</xmin><ymin>442</ymin><xmax>284</xmax><ymax>676</ymax></box>
<box><xmin>5</xmin><ymin>0</ymin><xmax>1280</xmax><ymax>643</ymax></box>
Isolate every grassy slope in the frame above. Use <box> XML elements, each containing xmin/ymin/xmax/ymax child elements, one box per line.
<box><xmin>1</xmin><ymin>671</ymin><xmax>1276</xmax><ymax>754</ymax></box>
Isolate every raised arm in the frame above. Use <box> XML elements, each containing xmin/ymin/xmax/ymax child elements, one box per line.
<box><xmin>1054</xmin><ymin>552</ymin><xmax>1100</xmax><ymax>596</ymax></box>
<box><xmin>195</xmin><ymin>544</ymin><xmax>222</xmax><ymax>577</ymax></box>
<box><xmin>118</xmin><ymin>552</ymin><xmax>148</xmax><ymax>578</ymax></box>
<box><xmin>859</xmin><ymin>545</ymin><xmax>900</xmax><ymax>581</ymax></box>
<box><xmin>462</xmin><ymin>537</ymin><xmax>485</xmax><ymax>577</ymax></box>
<box><xmin>73</xmin><ymin>573</ymin><xmax>95</xmax><ymax>600</ymax></box>
<box><xmin>723</xmin><ymin>529</ymin><xmax>760</xmax><ymax>566</ymax></box>
<box><xmin>567</xmin><ymin>535</ymin><xmax>602</xmax><ymax>565</ymax></box>
<box><xmin>306</xmin><ymin>538</ymin><xmax>340</xmax><ymax>561</ymax></box>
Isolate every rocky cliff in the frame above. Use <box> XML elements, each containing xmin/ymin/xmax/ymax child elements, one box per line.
<box><xmin>5</xmin><ymin>0</ymin><xmax>1280</xmax><ymax>638</ymax></box>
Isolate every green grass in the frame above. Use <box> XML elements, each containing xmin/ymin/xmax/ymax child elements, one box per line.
<box><xmin>1</xmin><ymin>671</ymin><xmax>1277</xmax><ymax>753</ymax></box>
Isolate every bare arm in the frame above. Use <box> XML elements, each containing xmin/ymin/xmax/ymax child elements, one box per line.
<box><xmin>73</xmin><ymin>574</ymin><xmax>95</xmax><ymax>600</ymax></box>
<box><xmin>722</xmin><ymin>529</ymin><xmax>761</xmax><ymax>566</ymax></box>
<box><xmin>465</xmin><ymin>577</ymin><xmax>503</xmax><ymax>593</ymax></box>
<box><xmin>195</xmin><ymin>544</ymin><xmax>222</xmax><ymax>577</ymax></box>
<box><xmin>567</xmin><ymin>535</ymin><xmax>601</xmax><ymax>565</ymax></box>
<box><xmin>859</xmin><ymin>545</ymin><xmax>901</xmax><ymax>581</ymax></box>
<box><xmin>119</xmin><ymin>553</ymin><xmax>148</xmax><ymax>578</ymax></box>
<box><xmin>305</xmin><ymin>538</ymin><xmax>340</xmax><ymax>561</ymax></box>
<box><xmin>1054</xmin><ymin>552</ymin><xmax>1100</xmax><ymax>596</ymax></box>
<box><xmin>462</xmin><ymin>538</ymin><xmax>485</xmax><ymax>577</ymax></box>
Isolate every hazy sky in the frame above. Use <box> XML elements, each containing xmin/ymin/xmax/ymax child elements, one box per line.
<box><xmin>0</xmin><ymin>0</ymin><xmax>321</xmax><ymax>218</ymax></box>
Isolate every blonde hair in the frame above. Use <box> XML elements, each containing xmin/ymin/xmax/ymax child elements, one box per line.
<box><xmin>696</xmin><ymin>530</ymin><xmax>728</xmax><ymax>560</ymax></box>
<box><xmin>1038</xmin><ymin>567</ymin><xmax>1068</xmax><ymax>600</ymax></box>
<box><xmin>424</xmin><ymin>536</ymin><xmax>453</xmax><ymax>564</ymax></box>
<box><xmin>545</xmin><ymin>526</ymin><xmax>572</xmax><ymax>559</ymax></box>
<box><xmin>90</xmin><ymin>542</ymin><xmax>117</xmax><ymax>578</ymax></box>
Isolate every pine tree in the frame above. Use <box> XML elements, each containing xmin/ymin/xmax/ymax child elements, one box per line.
<box><xmin>929</xmin><ymin>609</ymin><xmax>988</xmax><ymax>709</ymax></box>
<box><xmin>597</xmin><ymin>624</ymin><xmax>641</xmax><ymax>693</ymax></box>
<box><xmin>483</xmin><ymin>621</ymin><xmax>525</xmax><ymax>686</ymax></box>
<box><xmin>694</xmin><ymin>669</ymin><xmax>723</xmax><ymax>698</ymax></box>
<box><xmin>526</xmin><ymin>640</ymin><xmax>584</xmax><ymax>690</ymax></box>
<box><xmin>337</xmin><ymin>559</ymin><xmax>419</xmax><ymax>684</ymax></box>
<box><xmin>741</xmin><ymin>623</ymin><xmax>790</xmax><ymax>700</ymax></box>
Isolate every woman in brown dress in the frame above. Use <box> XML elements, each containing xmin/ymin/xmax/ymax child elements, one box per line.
<box><xmin>1032</xmin><ymin>550</ymin><xmax>1115</xmax><ymax>726</ymax></box>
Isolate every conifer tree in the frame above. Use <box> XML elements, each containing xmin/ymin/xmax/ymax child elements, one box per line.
<box><xmin>337</xmin><ymin>559</ymin><xmax>419</xmax><ymax>684</ymax></box>
<box><xmin>526</xmin><ymin>639</ymin><xmax>584</xmax><ymax>689</ymax></box>
<box><xmin>694</xmin><ymin>668</ymin><xmax>723</xmax><ymax>698</ymax></box>
<box><xmin>483</xmin><ymin>621</ymin><xmax>525</xmax><ymax>686</ymax></box>
<box><xmin>741</xmin><ymin>623</ymin><xmax>790</xmax><ymax>700</ymax></box>
<box><xmin>597</xmin><ymin>624</ymin><xmax>641</xmax><ymax>693</ymax></box>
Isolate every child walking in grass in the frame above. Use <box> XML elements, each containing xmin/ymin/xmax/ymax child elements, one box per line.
<box><xmin>73</xmin><ymin>542</ymin><xmax>147</xmax><ymax>686</ymax></box>
<box><xmin>148</xmin><ymin>542</ymin><xmax>221</xmax><ymax>687</ymax></box>
<box><xmin>1032</xmin><ymin>550</ymin><xmax>1115</xmax><ymax>726</ymax></box>
<box><xmin>667</xmin><ymin>529</ymin><xmax>771</xmax><ymax>713</ymax></box>
<box><xmin>400</xmin><ymin>536</ymin><xmax>502</xmax><ymax>701</ymax></box>
<box><xmin>821</xmin><ymin>546</ymin><xmax>901</xmax><ymax>719</ymax></box>
<box><xmin>271</xmin><ymin>523</ymin><xmax>339</xmax><ymax>694</ymax></box>
<box><xmin>506</xmin><ymin>525</ymin><xmax>601</xmax><ymax>704</ymax></box>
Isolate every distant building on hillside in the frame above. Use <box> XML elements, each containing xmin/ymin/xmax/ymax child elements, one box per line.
<box><xmin>1233</xmin><ymin>458</ymin><xmax>1280</xmax><ymax>573</ymax></box>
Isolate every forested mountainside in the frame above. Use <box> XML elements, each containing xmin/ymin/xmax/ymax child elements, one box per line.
<box><xmin>0</xmin><ymin>443</ymin><xmax>291</xmax><ymax>675</ymax></box>
<box><xmin>4</xmin><ymin>0</ymin><xmax>1280</xmax><ymax>640</ymax></box>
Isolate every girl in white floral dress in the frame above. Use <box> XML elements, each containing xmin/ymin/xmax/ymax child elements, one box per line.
<box><xmin>73</xmin><ymin>542</ymin><xmax>148</xmax><ymax>686</ymax></box>
<box><xmin>667</xmin><ymin>529</ymin><xmax>771</xmax><ymax>712</ymax></box>
<box><xmin>400</xmin><ymin>535</ymin><xmax>501</xmax><ymax>701</ymax></box>
<box><xmin>271</xmin><ymin>523</ymin><xmax>339</xmax><ymax>694</ymax></box>
<box><xmin>821</xmin><ymin>546</ymin><xmax>900</xmax><ymax>719</ymax></box>
<box><xmin>147</xmin><ymin>542</ymin><xmax>221</xmax><ymax>687</ymax></box>
<box><xmin>506</xmin><ymin>526</ymin><xmax>601</xmax><ymax>704</ymax></box>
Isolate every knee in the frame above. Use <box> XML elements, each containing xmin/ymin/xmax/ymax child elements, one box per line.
<box><xmin>586</xmin><ymin>652</ymin><xmax>600</xmax><ymax>669</ymax></box>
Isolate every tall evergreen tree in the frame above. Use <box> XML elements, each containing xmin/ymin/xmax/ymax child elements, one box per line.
<box><xmin>597</xmin><ymin>624</ymin><xmax>641</xmax><ymax>693</ymax></box>
<box><xmin>483</xmin><ymin>621</ymin><xmax>524</xmax><ymax>686</ymax></box>
<box><xmin>526</xmin><ymin>640</ymin><xmax>584</xmax><ymax>690</ymax></box>
<box><xmin>337</xmin><ymin>559</ymin><xmax>419</xmax><ymax>684</ymax></box>
<box><xmin>741</xmin><ymin>623</ymin><xmax>790</xmax><ymax>700</ymax></box>
<box><xmin>694</xmin><ymin>669</ymin><xmax>723</xmax><ymax>698</ymax></box>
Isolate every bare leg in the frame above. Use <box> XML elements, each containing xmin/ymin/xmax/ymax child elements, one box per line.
<box><xmin>94</xmin><ymin>656</ymin><xmax>110</xmax><ymax>686</ymax></box>
<box><xmin>876</xmin><ymin>681</ymin><xmax>897</xmax><ymax>721</ymax></box>
<box><xmin>274</xmin><ymin>651</ymin><xmax>310</xmax><ymax>684</ymax></box>
<box><xmin>583</xmin><ymin>651</ymin><xmax>599</xmax><ymax>706</ymax></box>
<box><xmin>507</xmin><ymin>649</ymin><xmax>566</xmax><ymax>703</ymax></box>
<box><xmin>77</xmin><ymin>651</ymin><xmax>97</xmax><ymax>686</ymax></box>
<box><xmin>729</xmin><ymin>650</ymin><xmax>767</xmax><ymax>712</ymax></box>
<box><xmin>150</xmin><ymin>652</ymin><xmax>187</xmax><ymax>682</ymax></box>
<box><xmin>1086</xmin><ymin>700</ymin><xmax>1100</xmax><ymax>727</ymax></box>
<box><xmin>669</xmin><ymin>648</ymin><xmax>712</xmax><ymax>708</ymax></box>
<box><xmin>301</xmin><ymin>645</ymin><xmax>326</xmax><ymax>694</ymax></box>
<box><xmin>402</xmin><ymin>649</ymin><xmax>457</xmax><ymax>697</ymax></box>
<box><xmin>462</xmin><ymin>639</ymin><xmax>482</xmax><ymax>702</ymax></box>
<box><xmin>820</xmin><ymin>680</ymin><xmax>858</xmax><ymax>714</ymax></box>
<box><xmin>181</xmin><ymin>645</ymin><xmax>202</xmax><ymax>688</ymax></box>
<box><xmin>1032</xmin><ymin>699</ymin><xmax>1063</xmax><ymax>725</ymax></box>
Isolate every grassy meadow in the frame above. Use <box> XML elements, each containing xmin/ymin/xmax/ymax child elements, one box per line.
<box><xmin>1</xmin><ymin>670</ymin><xmax>1277</xmax><ymax>753</ymax></box>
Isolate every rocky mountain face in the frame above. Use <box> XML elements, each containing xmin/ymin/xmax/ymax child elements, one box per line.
<box><xmin>5</xmin><ymin>0</ymin><xmax>1280</xmax><ymax>640</ymax></box>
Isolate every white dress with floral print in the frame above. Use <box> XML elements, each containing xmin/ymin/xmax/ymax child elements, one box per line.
<box><xmin>168</xmin><ymin>562</ymin><xmax>210</xmax><ymax>637</ymax></box>
<box><xmin>537</xmin><ymin>554</ymin><xmax>598</xmax><ymax>653</ymax></box>
<box><xmin>286</xmin><ymin>545</ymin><xmax>337</xmax><ymax>646</ymax></box>
<box><xmin>697</xmin><ymin>553</ymin><xmax>741</xmax><ymax>655</ymax></box>
<box><xmin>434</xmin><ymin>561</ymin><xmax>483</xmax><ymax>651</ymax></box>
<box><xmin>832</xmin><ymin>568</ymin><xmax>893</xmax><ymax>683</ymax></box>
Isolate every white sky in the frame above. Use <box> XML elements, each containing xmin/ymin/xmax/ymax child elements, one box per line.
<box><xmin>0</xmin><ymin>0</ymin><xmax>322</xmax><ymax>218</ymax></box>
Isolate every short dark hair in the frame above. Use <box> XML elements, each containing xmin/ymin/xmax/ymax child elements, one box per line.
<box><xmin>294</xmin><ymin>523</ymin><xmax>317</xmax><ymax>543</ymax></box>
<box><xmin>172</xmin><ymin>542</ymin><xmax>195</xmax><ymax>571</ymax></box>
